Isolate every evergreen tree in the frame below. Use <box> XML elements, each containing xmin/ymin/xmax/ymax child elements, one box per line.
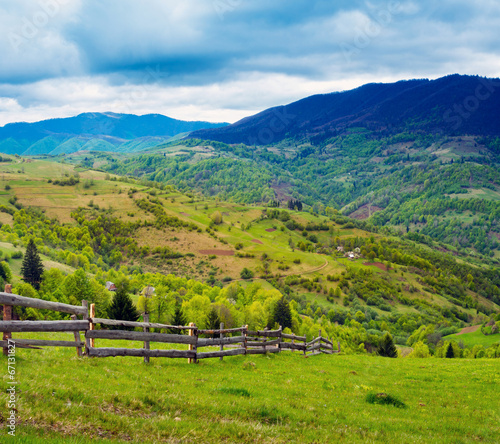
<box><xmin>107</xmin><ymin>279</ymin><xmax>138</xmax><ymax>329</ymax></box>
<box><xmin>270</xmin><ymin>296</ymin><xmax>292</xmax><ymax>329</ymax></box>
<box><xmin>445</xmin><ymin>342</ymin><xmax>455</xmax><ymax>358</ymax></box>
<box><xmin>20</xmin><ymin>239</ymin><xmax>44</xmax><ymax>290</ymax></box>
<box><xmin>377</xmin><ymin>332</ymin><xmax>398</xmax><ymax>358</ymax></box>
<box><xmin>205</xmin><ymin>307</ymin><xmax>221</xmax><ymax>338</ymax></box>
<box><xmin>170</xmin><ymin>303</ymin><xmax>187</xmax><ymax>335</ymax></box>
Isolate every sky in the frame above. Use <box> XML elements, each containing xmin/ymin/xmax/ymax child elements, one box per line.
<box><xmin>0</xmin><ymin>0</ymin><xmax>499</xmax><ymax>126</ymax></box>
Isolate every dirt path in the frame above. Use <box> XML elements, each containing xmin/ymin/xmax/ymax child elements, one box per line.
<box><xmin>456</xmin><ymin>325</ymin><xmax>481</xmax><ymax>335</ymax></box>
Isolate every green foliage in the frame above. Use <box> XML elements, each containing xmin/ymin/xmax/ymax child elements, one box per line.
<box><xmin>446</xmin><ymin>342</ymin><xmax>455</xmax><ymax>358</ymax></box>
<box><xmin>20</xmin><ymin>239</ymin><xmax>44</xmax><ymax>290</ymax></box>
<box><xmin>107</xmin><ymin>279</ymin><xmax>139</xmax><ymax>328</ymax></box>
<box><xmin>240</xmin><ymin>268</ymin><xmax>254</xmax><ymax>279</ymax></box>
<box><xmin>270</xmin><ymin>296</ymin><xmax>292</xmax><ymax>329</ymax></box>
<box><xmin>377</xmin><ymin>333</ymin><xmax>398</xmax><ymax>358</ymax></box>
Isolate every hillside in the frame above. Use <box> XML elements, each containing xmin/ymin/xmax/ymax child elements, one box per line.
<box><xmin>0</xmin><ymin>112</ymin><xmax>228</xmax><ymax>156</ymax></box>
<box><xmin>0</xmin><ymin>157</ymin><xmax>499</xmax><ymax>353</ymax></box>
<box><xmin>190</xmin><ymin>75</ymin><xmax>500</xmax><ymax>144</ymax></box>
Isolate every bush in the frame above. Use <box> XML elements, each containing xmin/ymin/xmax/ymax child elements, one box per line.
<box><xmin>366</xmin><ymin>393</ymin><xmax>406</xmax><ymax>409</ymax></box>
<box><xmin>240</xmin><ymin>268</ymin><xmax>254</xmax><ymax>280</ymax></box>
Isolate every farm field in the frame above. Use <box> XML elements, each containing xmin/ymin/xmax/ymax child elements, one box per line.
<box><xmin>445</xmin><ymin>328</ymin><xmax>500</xmax><ymax>348</ymax></box>
<box><xmin>1</xmin><ymin>341</ymin><xmax>499</xmax><ymax>444</ymax></box>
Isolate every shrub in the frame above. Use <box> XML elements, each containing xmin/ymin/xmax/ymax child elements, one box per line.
<box><xmin>377</xmin><ymin>332</ymin><xmax>398</xmax><ymax>358</ymax></box>
<box><xmin>240</xmin><ymin>268</ymin><xmax>254</xmax><ymax>279</ymax></box>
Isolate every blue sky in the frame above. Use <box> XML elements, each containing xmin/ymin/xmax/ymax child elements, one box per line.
<box><xmin>0</xmin><ymin>0</ymin><xmax>499</xmax><ymax>125</ymax></box>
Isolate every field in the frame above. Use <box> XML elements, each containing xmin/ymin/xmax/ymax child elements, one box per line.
<box><xmin>445</xmin><ymin>329</ymin><xmax>500</xmax><ymax>348</ymax></box>
<box><xmin>1</xmin><ymin>339</ymin><xmax>499</xmax><ymax>444</ymax></box>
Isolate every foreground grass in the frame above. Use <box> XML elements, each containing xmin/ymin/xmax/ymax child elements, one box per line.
<box><xmin>1</xmin><ymin>339</ymin><xmax>499</xmax><ymax>443</ymax></box>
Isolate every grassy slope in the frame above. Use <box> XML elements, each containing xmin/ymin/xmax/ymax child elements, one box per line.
<box><xmin>445</xmin><ymin>329</ymin><xmax>500</xmax><ymax>347</ymax></box>
<box><xmin>1</xmin><ymin>338</ymin><xmax>499</xmax><ymax>444</ymax></box>
<box><xmin>1</xmin><ymin>158</ymin><xmax>498</xmax><ymax>329</ymax></box>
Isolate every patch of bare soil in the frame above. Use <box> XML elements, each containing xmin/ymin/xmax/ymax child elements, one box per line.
<box><xmin>363</xmin><ymin>262</ymin><xmax>387</xmax><ymax>271</ymax></box>
<box><xmin>349</xmin><ymin>204</ymin><xmax>382</xmax><ymax>220</ymax></box>
<box><xmin>456</xmin><ymin>325</ymin><xmax>481</xmax><ymax>335</ymax></box>
<box><xmin>198</xmin><ymin>249</ymin><xmax>234</xmax><ymax>256</ymax></box>
<box><xmin>265</xmin><ymin>228</ymin><xmax>276</xmax><ymax>232</ymax></box>
<box><xmin>251</xmin><ymin>239</ymin><xmax>263</xmax><ymax>244</ymax></box>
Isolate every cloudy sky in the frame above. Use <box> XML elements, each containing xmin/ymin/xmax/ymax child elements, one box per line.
<box><xmin>0</xmin><ymin>0</ymin><xmax>499</xmax><ymax>126</ymax></box>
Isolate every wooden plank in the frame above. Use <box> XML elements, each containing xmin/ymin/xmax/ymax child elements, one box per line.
<box><xmin>320</xmin><ymin>337</ymin><xmax>333</xmax><ymax>346</ymax></box>
<box><xmin>245</xmin><ymin>348</ymin><xmax>267</xmax><ymax>355</ymax></box>
<box><xmin>188</xmin><ymin>322</ymin><xmax>196</xmax><ymax>364</ymax></box>
<box><xmin>307</xmin><ymin>337</ymin><xmax>321</xmax><ymax>346</ymax></box>
<box><xmin>281</xmin><ymin>333</ymin><xmax>306</xmax><ymax>341</ymax></box>
<box><xmin>0</xmin><ymin>292</ymin><xmax>86</xmax><ymax>315</ymax></box>
<box><xmin>280</xmin><ymin>342</ymin><xmax>306</xmax><ymax>351</ymax></box>
<box><xmin>91</xmin><ymin>318</ymin><xmax>194</xmax><ymax>330</ymax></box>
<box><xmin>88</xmin><ymin>347</ymin><xmax>196</xmax><ymax>359</ymax></box>
<box><xmin>86</xmin><ymin>329</ymin><xmax>197</xmax><ymax>345</ymax></box>
<box><xmin>0</xmin><ymin>320</ymin><xmax>88</xmax><ymax>332</ymax></box>
<box><xmin>320</xmin><ymin>343</ymin><xmax>334</xmax><ymax>351</ymax></box>
<box><xmin>82</xmin><ymin>300</ymin><xmax>90</xmax><ymax>356</ymax></box>
<box><xmin>219</xmin><ymin>322</ymin><xmax>224</xmax><ymax>362</ymax></box>
<box><xmin>306</xmin><ymin>343</ymin><xmax>321</xmax><ymax>352</ymax></box>
<box><xmin>197</xmin><ymin>326</ymin><xmax>247</xmax><ymax>334</ymax></box>
<box><xmin>196</xmin><ymin>348</ymin><xmax>246</xmax><ymax>360</ymax></box>
<box><xmin>89</xmin><ymin>304</ymin><xmax>96</xmax><ymax>348</ymax></box>
<box><xmin>0</xmin><ymin>339</ymin><xmax>84</xmax><ymax>347</ymax></box>
<box><xmin>320</xmin><ymin>349</ymin><xmax>333</xmax><ymax>355</ymax></box>
<box><xmin>0</xmin><ymin>341</ymin><xmax>42</xmax><ymax>349</ymax></box>
<box><xmin>197</xmin><ymin>336</ymin><xmax>245</xmax><ymax>347</ymax></box>
<box><xmin>247</xmin><ymin>339</ymin><xmax>281</xmax><ymax>347</ymax></box>
<box><xmin>246</xmin><ymin>329</ymin><xmax>281</xmax><ymax>338</ymax></box>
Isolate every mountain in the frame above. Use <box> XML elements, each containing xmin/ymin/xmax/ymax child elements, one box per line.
<box><xmin>190</xmin><ymin>75</ymin><xmax>500</xmax><ymax>145</ymax></box>
<box><xmin>0</xmin><ymin>112</ymin><xmax>228</xmax><ymax>156</ymax></box>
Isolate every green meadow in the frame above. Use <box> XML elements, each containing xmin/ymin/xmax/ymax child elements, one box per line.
<box><xmin>1</xmin><ymin>338</ymin><xmax>499</xmax><ymax>444</ymax></box>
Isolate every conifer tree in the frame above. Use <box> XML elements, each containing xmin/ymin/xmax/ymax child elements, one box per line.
<box><xmin>377</xmin><ymin>332</ymin><xmax>398</xmax><ymax>358</ymax></box>
<box><xmin>205</xmin><ymin>307</ymin><xmax>221</xmax><ymax>338</ymax></box>
<box><xmin>270</xmin><ymin>296</ymin><xmax>292</xmax><ymax>329</ymax></box>
<box><xmin>107</xmin><ymin>279</ymin><xmax>138</xmax><ymax>329</ymax></box>
<box><xmin>20</xmin><ymin>239</ymin><xmax>44</xmax><ymax>290</ymax></box>
<box><xmin>445</xmin><ymin>342</ymin><xmax>455</xmax><ymax>358</ymax></box>
<box><xmin>170</xmin><ymin>303</ymin><xmax>187</xmax><ymax>335</ymax></box>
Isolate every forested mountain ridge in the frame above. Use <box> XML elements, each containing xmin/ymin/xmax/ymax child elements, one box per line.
<box><xmin>0</xmin><ymin>112</ymin><xmax>228</xmax><ymax>156</ymax></box>
<box><xmin>190</xmin><ymin>75</ymin><xmax>500</xmax><ymax>144</ymax></box>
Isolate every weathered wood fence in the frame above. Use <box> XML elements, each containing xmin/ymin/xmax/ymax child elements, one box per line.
<box><xmin>0</xmin><ymin>289</ymin><xmax>340</xmax><ymax>362</ymax></box>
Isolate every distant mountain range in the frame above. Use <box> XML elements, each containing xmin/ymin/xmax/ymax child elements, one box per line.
<box><xmin>0</xmin><ymin>112</ymin><xmax>228</xmax><ymax>156</ymax></box>
<box><xmin>190</xmin><ymin>74</ymin><xmax>500</xmax><ymax>145</ymax></box>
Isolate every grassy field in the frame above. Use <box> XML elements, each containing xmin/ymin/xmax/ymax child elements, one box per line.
<box><xmin>1</xmin><ymin>337</ymin><xmax>499</xmax><ymax>444</ymax></box>
<box><xmin>445</xmin><ymin>329</ymin><xmax>500</xmax><ymax>348</ymax></box>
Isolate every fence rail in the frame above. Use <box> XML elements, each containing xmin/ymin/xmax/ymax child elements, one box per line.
<box><xmin>0</xmin><ymin>289</ymin><xmax>341</xmax><ymax>361</ymax></box>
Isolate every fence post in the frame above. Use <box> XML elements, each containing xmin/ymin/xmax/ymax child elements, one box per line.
<box><xmin>82</xmin><ymin>300</ymin><xmax>90</xmax><ymax>356</ymax></box>
<box><xmin>303</xmin><ymin>335</ymin><xmax>307</xmax><ymax>357</ymax></box>
<box><xmin>143</xmin><ymin>312</ymin><xmax>150</xmax><ymax>364</ymax></box>
<box><xmin>319</xmin><ymin>329</ymin><xmax>322</xmax><ymax>354</ymax></box>
<box><xmin>244</xmin><ymin>325</ymin><xmax>248</xmax><ymax>355</ymax></box>
<box><xmin>70</xmin><ymin>315</ymin><xmax>83</xmax><ymax>357</ymax></box>
<box><xmin>219</xmin><ymin>322</ymin><xmax>224</xmax><ymax>362</ymax></box>
<box><xmin>263</xmin><ymin>327</ymin><xmax>268</xmax><ymax>354</ymax></box>
<box><xmin>89</xmin><ymin>304</ymin><xmax>96</xmax><ymax>348</ymax></box>
<box><xmin>3</xmin><ymin>284</ymin><xmax>12</xmax><ymax>356</ymax></box>
<box><xmin>278</xmin><ymin>325</ymin><xmax>282</xmax><ymax>352</ymax></box>
<box><xmin>188</xmin><ymin>322</ymin><xmax>197</xmax><ymax>364</ymax></box>
<box><xmin>337</xmin><ymin>341</ymin><xmax>341</xmax><ymax>353</ymax></box>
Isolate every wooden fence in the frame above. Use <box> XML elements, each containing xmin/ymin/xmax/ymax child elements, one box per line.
<box><xmin>0</xmin><ymin>289</ymin><xmax>340</xmax><ymax>362</ymax></box>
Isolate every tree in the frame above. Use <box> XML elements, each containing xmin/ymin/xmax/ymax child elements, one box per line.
<box><xmin>170</xmin><ymin>303</ymin><xmax>187</xmax><ymax>335</ymax></box>
<box><xmin>21</xmin><ymin>239</ymin><xmax>44</xmax><ymax>290</ymax></box>
<box><xmin>205</xmin><ymin>307</ymin><xmax>221</xmax><ymax>338</ymax></box>
<box><xmin>445</xmin><ymin>342</ymin><xmax>455</xmax><ymax>358</ymax></box>
<box><xmin>107</xmin><ymin>279</ymin><xmax>138</xmax><ymax>329</ymax></box>
<box><xmin>240</xmin><ymin>268</ymin><xmax>254</xmax><ymax>279</ymax></box>
<box><xmin>377</xmin><ymin>332</ymin><xmax>398</xmax><ymax>358</ymax></box>
<box><xmin>270</xmin><ymin>296</ymin><xmax>292</xmax><ymax>329</ymax></box>
<box><xmin>210</xmin><ymin>211</ymin><xmax>223</xmax><ymax>225</ymax></box>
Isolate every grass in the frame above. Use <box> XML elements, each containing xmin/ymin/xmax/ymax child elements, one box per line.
<box><xmin>1</xmin><ymin>335</ymin><xmax>499</xmax><ymax>443</ymax></box>
<box><xmin>445</xmin><ymin>329</ymin><xmax>500</xmax><ymax>348</ymax></box>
